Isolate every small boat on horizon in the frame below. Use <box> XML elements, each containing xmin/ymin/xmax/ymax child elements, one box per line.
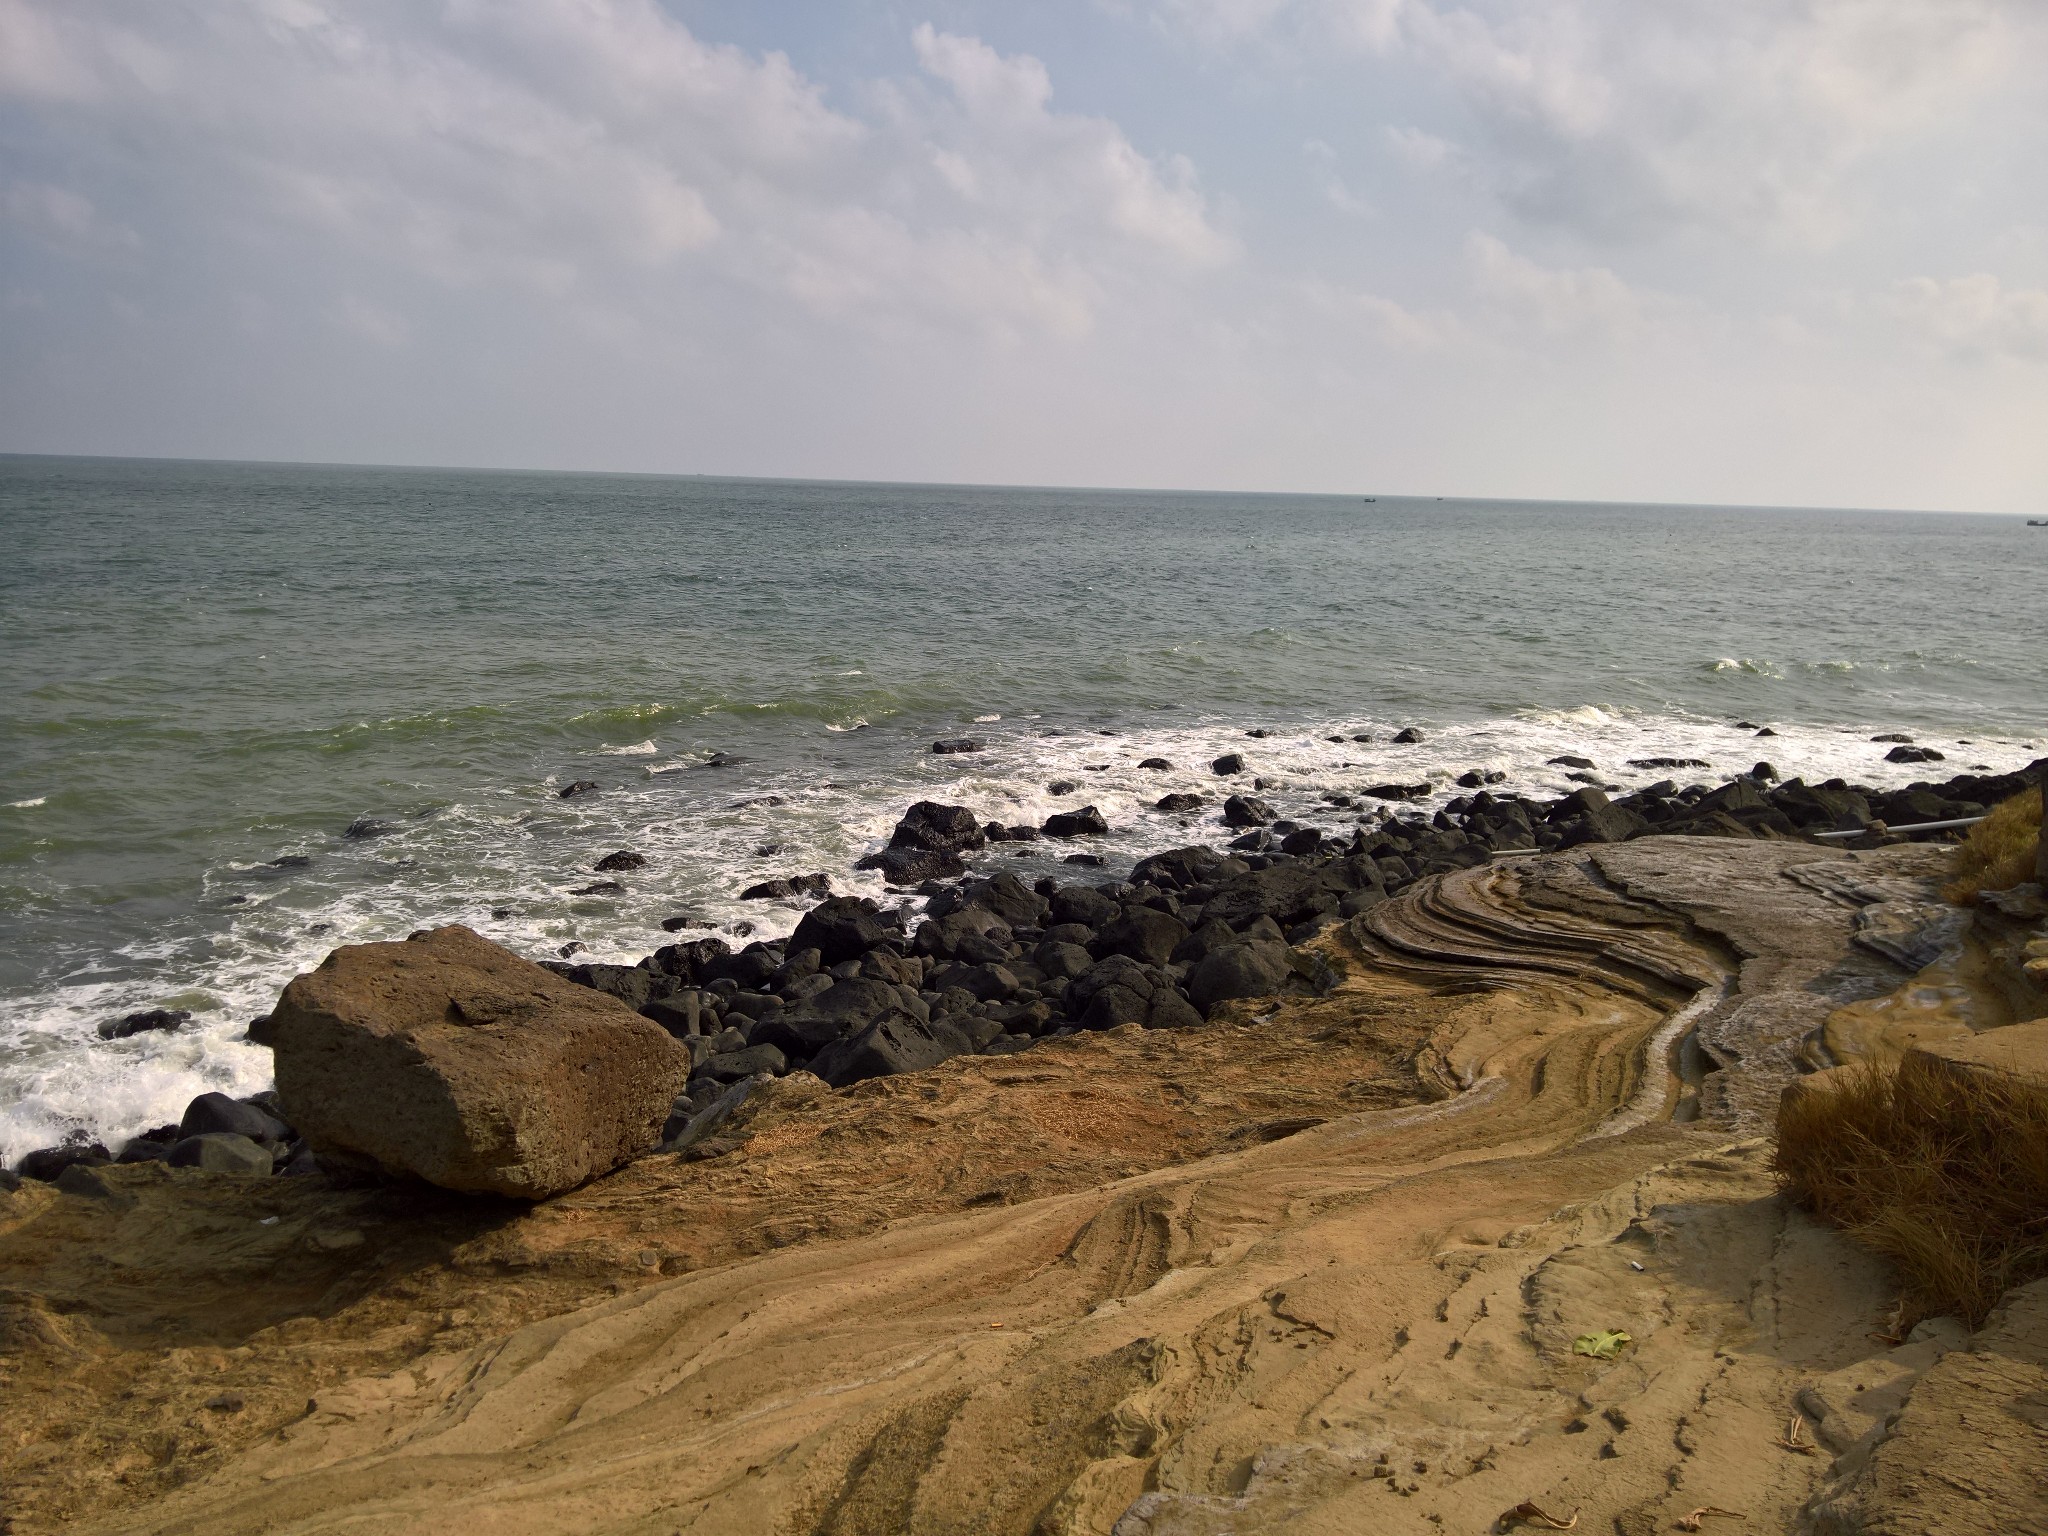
<box><xmin>2030</xmin><ymin>518</ymin><xmax>2048</xmax><ymax>526</ymax></box>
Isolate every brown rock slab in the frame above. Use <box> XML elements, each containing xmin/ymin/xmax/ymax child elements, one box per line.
<box><xmin>1907</xmin><ymin>1018</ymin><xmax>2048</xmax><ymax>1092</ymax></box>
<box><xmin>271</xmin><ymin>925</ymin><xmax>689</xmax><ymax>1198</ymax></box>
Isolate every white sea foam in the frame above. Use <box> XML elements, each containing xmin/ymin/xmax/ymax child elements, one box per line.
<box><xmin>602</xmin><ymin>739</ymin><xmax>659</xmax><ymax>755</ymax></box>
<box><xmin>7</xmin><ymin>797</ymin><xmax>45</xmax><ymax>808</ymax></box>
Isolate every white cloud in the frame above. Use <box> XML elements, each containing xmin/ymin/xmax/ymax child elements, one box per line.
<box><xmin>1466</xmin><ymin>232</ymin><xmax>1657</xmax><ymax>338</ymax></box>
<box><xmin>1303</xmin><ymin>280</ymin><xmax>1458</xmax><ymax>350</ymax></box>
<box><xmin>907</xmin><ymin>24</ymin><xmax>1237</xmax><ymax>271</ymax></box>
<box><xmin>1881</xmin><ymin>275</ymin><xmax>2048</xmax><ymax>363</ymax></box>
<box><xmin>1161</xmin><ymin>0</ymin><xmax>2032</xmax><ymax>245</ymax></box>
<box><xmin>0</xmin><ymin>1</ymin><xmax>1230</xmax><ymax>340</ymax></box>
<box><xmin>3</xmin><ymin>179</ymin><xmax>138</xmax><ymax>251</ymax></box>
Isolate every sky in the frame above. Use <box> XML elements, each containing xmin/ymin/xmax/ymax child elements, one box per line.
<box><xmin>3</xmin><ymin>1</ymin><xmax>2046</xmax><ymax>510</ymax></box>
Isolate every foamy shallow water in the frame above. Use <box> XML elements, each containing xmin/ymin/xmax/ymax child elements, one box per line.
<box><xmin>3</xmin><ymin>457</ymin><xmax>2043</xmax><ymax>1162</ymax></box>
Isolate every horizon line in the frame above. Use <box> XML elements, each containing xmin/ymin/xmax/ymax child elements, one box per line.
<box><xmin>0</xmin><ymin>448</ymin><xmax>2023</xmax><ymax>520</ymax></box>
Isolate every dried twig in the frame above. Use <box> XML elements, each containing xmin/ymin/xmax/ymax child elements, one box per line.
<box><xmin>1677</xmin><ymin>1508</ymin><xmax>1746</xmax><ymax>1531</ymax></box>
<box><xmin>1774</xmin><ymin>1413</ymin><xmax>1815</xmax><ymax>1455</ymax></box>
<box><xmin>1500</xmin><ymin>1502</ymin><xmax>1581</xmax><ymax>1531</ymax></box>
<box><xmin>1868</xmin><ymin>1300</ymin><xmax>1908</xmax><ymax>1347</ymax></box>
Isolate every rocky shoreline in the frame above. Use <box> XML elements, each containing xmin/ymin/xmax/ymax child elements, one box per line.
<box><xmin>7</xmin><ymin>740</ymin><xmax>2041</xmax><ymax>1191</ymax></box>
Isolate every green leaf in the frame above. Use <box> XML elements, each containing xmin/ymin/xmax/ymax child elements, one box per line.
<box><xmin>1572</xmin><ymin>1329</ymin><xmax>1633</xmax><ymax>1360</ymax></box>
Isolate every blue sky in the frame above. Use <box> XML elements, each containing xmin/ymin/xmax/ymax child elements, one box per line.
<box><xmin>3</xmin><ymin>1</ymin><xmax>2045</xmax><ymax>509</ymax></box>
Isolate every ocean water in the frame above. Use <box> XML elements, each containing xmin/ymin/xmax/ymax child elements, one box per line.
<box><xmin>2</xmin><ymin>454</ymin><xmax>2042</xmax><ymax>1163</ymax></box>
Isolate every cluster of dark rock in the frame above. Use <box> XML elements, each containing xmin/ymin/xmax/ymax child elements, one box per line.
<box><xmin>5</xmin><ymin>1090</ymin><xmax>315</xmax><ymax>1189</ymax></box>
<box><xmin>550</xmin><ymin>757</ymin><xmax>2045</xmax><ymax>1137</ymax></box>
<box><xmin>551</xmin><ymin>840</ymin><xmax>1351</xmax><ymax>1141</ymax></box>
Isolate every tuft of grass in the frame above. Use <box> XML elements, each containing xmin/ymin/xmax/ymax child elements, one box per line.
<box><xmin>1941</xmin><ymin>785</ymin><xmax>2042</xmax><ymax>905</ymax></box>
<box><xmin>1775</xmin><ymin>1054</ymin><xmax>2048</xmax><ymax>1326</ymax></box>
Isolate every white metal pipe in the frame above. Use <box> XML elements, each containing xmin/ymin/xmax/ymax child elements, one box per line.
<box><xmin>1811</xmin><ymin>815</ymin><xmax>1986</xmax><ymax>841</ymax></box>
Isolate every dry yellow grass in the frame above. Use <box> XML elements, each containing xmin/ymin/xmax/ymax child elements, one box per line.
<box><xmin>1775</xmin><ymin>1053</ymin><xmax>2048</xmax><ymax>1325</ymax></box>
<box><xmin>1941</xmin><ymin>784</ymin><xmax>2042</xmax><ymax>904</ymax></box>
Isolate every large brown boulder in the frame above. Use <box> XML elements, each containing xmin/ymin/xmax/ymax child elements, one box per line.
<box><xmin>271</xmin><ymin>925</ymin><xmax>689</xmax><ymax>1199</ymax></box>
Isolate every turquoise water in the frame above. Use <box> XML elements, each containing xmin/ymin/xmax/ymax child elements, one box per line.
<box><xmin>2</xmin><ymin>454</ymin><xmax>2043</xmax><ymax>1160</ymax></box>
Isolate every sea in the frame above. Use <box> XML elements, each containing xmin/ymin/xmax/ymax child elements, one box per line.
<box><xmin>2</xmin><ymin>454</ymin><xmax>2042</xmax><ymax>1164</ymax></box>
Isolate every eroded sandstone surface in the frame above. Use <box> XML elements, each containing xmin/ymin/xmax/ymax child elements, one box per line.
<box><xmin>4</xmin><ymin>838</ymin><xmax>2044</xmax><ymax>1534</ymax></box>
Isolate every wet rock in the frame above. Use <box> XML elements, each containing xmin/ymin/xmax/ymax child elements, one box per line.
<box><xmin>926</xmin><ymin>962</ymin><xmax>1020</xmax><ymax>1003</ymax></box>
<box><xmin>889</xmin><ymin>801</ymin><xmax>987</xmax><ymax>856</ymax></box>
<box><xmin>1885</xmin><ymin>745</ymin><xmax>1945</xmax><ymax>764</ymax></box>
<box><xmin>659</xmin><ymin>914</ymin><xmax>710</xmax><ymax>932</ymax></box>
<box><xmin>1222</xmin><ymin>794</ymin><xmax>1276</xmax><ymax>828</ymax></box>
<box><xmin>1033</xmin><ymin>941</ymin><xmax>1095</xmax><ymax>981</ymax></box>
<box><xmin>809</xmin><ymin>1015</ymin><xmax>975</xmax><ymax>1087</ymax></box>
<box><xmin>594</xmin><ymin>849</ymin><xmax>647</xmax><ymax>872</ymax></box>
<box><xmin>931</xmin><ymin>738</ymin><xmax>984</xmax><ymax>755</ymax></box>
<box><xmin>1185</xmin><ymin>941</ymin><xmax>1294</xmax><ymax>1015</ymax></box>
<box><xmin>564</xmin><ymin>962</ymin><xmax>657</xmax><ymax>1012</ymax></box>
<box><xmin>1042</xmin><ymin>806</ymin><xmax>1109</xmax><ymax>838</ymax></box>
<box><xmin>1048</xmin><ymin>780</ymin><xmax>1078</xmax><ymax>796</ymax></box>
<box><xmin>738</xmin><ymin>872</ymin><xmax>832</xmax><ymax>901</ymax></box>
<box><xmin>1050</xmin><ymin>885</ymin><xmax>1121</xmax><ymax>927</ymax></box>
<box><xmin>762</xmin><ymin>977</ymin><xmax>926</xmax><ymax>1058</ymax></box>
<box><xmin>1076</xmin><ymin>957</ymin><xmax>1203</xmax><ymax>1030</ymax></box>
<box><xmin>116</xmin><ymin>1126</ymin><xmax>182</xmax><ymax>1163</ymax></box>
<box><xmin>1063</xmin><ymin>853</ymin><xmax>1106</xmax><ymax>866</ymax></box>
<box><xmin>1091</xmin><ymin>909</ymin><xmax>1191</xmax><ymax>968</ymax></box>
<box><xmin>180</xmin><ymin>1092</ymin><xmax>290</xmax><ymax>1144</ymax></box>
<box><xmin>914</xmin><ymin>906</ymin><xmax>1013</xmax><ymax>964</ymax></box>
<box><xmin>1203</xmin><ymin>859</ymin><xmax>1375</xmax><ymax>932</ymax></box>
<box><xmin>1211</xmin><ymin>753</ymin><xmax>1246</xmax><ymax>776</ymax></box>
<box><xmin>1138</xmin><ymin>757</ymin><xmax>1173</xmax><ymax>770</ymax></box>
<box><xmin>1131</xmin><ymin>846</ymin><xmax>1245</xmax><ymax>891</ymax></box>
<box><xmin>571</xmin><ymin>881</ymin><xmax>625</xmax><ymax>896</ymax></box>
<box><xmin>642</xmin><ymin>990</ymin><xmax>710</xmax><ymax>1040</ymax></box>
<box><xmin>1870</xmin><ymin>733</ymin><xmax>1915</xmax><ymax>744</ymax></box>
<box><xmin>700</xmin><ymin>945</ymin><xmax>780</xmax><ymax>990</ymax></box>
<box><xmin>270</xmin><ymin>924</ymin><xmax>689</xmax><ymax>1199</ymax></box>
<box><xmin>1547</xmin><ymin>755</ymin><xmax>1595</xmax><ymax>769</ymax></box>
<box><xmin>98</xmin><ymin>1008</ymin><xmax>191</xmax><ymax>1041</ymax></box>
<box><xmin>558</xmin><ymin>780</ymin><xmax>601</xmax><ymax>798</ymax></box>
<box><xmin>857</xmin><ymin>846</ymin><xmax>966</xmax><ymax>884</ymax></box>
<box><xmin>343</xmin><ymin>816</ymin><xmax>399</xmax><ymax>840</ymax></box>
<box><xmin>167</xmin><ymin>1133</ymin><xmax>274</xmax><ymax>1176</ymax></box>
<box><xmin>703</xmin><ymin>1043</ymin><xmax>786</xmax><ymax>1082</ymax></box>
<box><xmin>16</xmin><ymin>1139</ymin><xmax>111</xmax><ymax>1182</ymax></box>
<box><xmin>789</xmin><ymin>897</ymin><xmax>899</xmax><ymax>968</ymax></box>
<box><xmin>644</xmin><ymin>936</ymin><xmax>732</xmax><ymax>985</ymax></box>
<box><xmin>947</xmin><ymin>871</ymin><xmax>1050</xmax><ymax>929</ymax></box>
<box><xmin>1362</xmin><ymin>782</ymin><xmax>1431</xmax><ymax>801</ymax></box>
<box><xmin>1155</xmin><ymin>792</ymin><xmax>1205</xmax><ymax>812</ymax></box>
<box><xmin>1552</xmin><ymin>787</ymin><xmax>1650</xmax><ymax>845</ymax></box>
<box><xmin>1279</xmin><ymin>828</ymin><xmax>1324</xmax><ymax>856</ymax></box>
<box><xmin>1627</xmin><ymin>757</ymin><xmax>1710</xmax><ymax>770</ymax></box>
<box><xmin>1392</xmin><ymin>727</ymin><xmax>1425</xmax><ymax>744</ymax></box>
